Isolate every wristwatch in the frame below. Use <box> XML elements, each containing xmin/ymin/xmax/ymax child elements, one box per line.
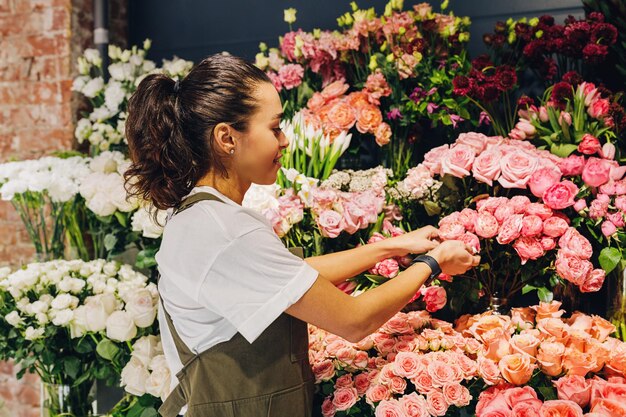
<box><xmin>411</xmin><ymin>254</ymin><xmax>442</xmax><ymax>282</ymax></box>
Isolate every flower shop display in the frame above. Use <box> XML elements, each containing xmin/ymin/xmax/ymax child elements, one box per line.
<box><xmin>0</xmin><ymin>259</ymin><xmax>160</xmax><ymax>416</ymax></box>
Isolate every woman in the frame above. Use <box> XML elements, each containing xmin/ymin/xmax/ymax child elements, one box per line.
<box><xmin>124</xmin><ymin>53</ymin><xmax>479</xmax><ymax>417</ymax></box>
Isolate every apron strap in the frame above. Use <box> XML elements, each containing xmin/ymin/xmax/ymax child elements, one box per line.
<box><xmin>158</xmin><ymin>383</ymin><xmax>187</xmax><ymax>417</ymax></box>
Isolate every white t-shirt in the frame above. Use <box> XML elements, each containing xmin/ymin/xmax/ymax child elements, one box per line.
<box><xmin>155</xmin><ymin>186</ymin><xmax>319</xmax><ymax>415</ymax></box>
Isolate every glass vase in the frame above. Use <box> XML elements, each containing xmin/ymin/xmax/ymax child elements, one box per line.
<box><xmin>40</xmin><ymin>380</ymin><xmax>98</xmax><ymax>417</ymax></box>
<box><xmin>486</xmin><ymin>295</ymin><xmax>509</xmax><ymax>315</ymax></box>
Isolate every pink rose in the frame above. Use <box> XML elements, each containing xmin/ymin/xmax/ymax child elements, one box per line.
<box><xmin>412</xmin><ymin>371</ymin><xmax>435</xmax><ymax>393</ymax></box>
<box><xmin>607</xmin><ymin>212</ymin><xmax>625</xmax><ymax>228</ymax></box>
<box><xmin>475</xmin><ymin>212</ymin><xmax>500</xmax><ymax>238</ymax></box>
<box><xmin>499</xmin><ymin>353</ymin><xmax>535</xmax><ymax>385</ymax></box>
<box><xmin>321</xmin><ymin>80</ymin><xmax>350</xmax><ymax>101</ymax></box>
<box><xmin>354</xmin><ymin>373</ymin><xmax>371</xmax><ymax>395</ymax></box>
<box><xmin>441</xmin><ymin>144</ymin><xmax>475</xmax><ymax>178</ymax></box>
<box><xmin>601</xmin><ymin>221</ymin><xmax>617</xmax><ymax>237</ymax></box>
<box><xmin>420</xmin><ymin>286</ymin><xmax>447</xmax><ymax>313</ymax></box>
<box><xmin>525</xmin><ymin>203</ymin><xmax>553</xmax><ymax>220</ymax></box>
<box><xmin>583</xmin><ymin>157</ymin><xmax>612</xmax><ymax>187</ymax></box>
<box><xmin>555</xmin><ymin>252</ymin><xmax>593</xmax><ymax>285</ymax></box>
<box><xmin>495</xmin><ymin>204</ymin><xmax>516</xmax><ymax>224</ymax></box>
<box><xmin>616</xmin><ymin>196</ymin><xmax>626</xmax><ymax>212</ymax></box>
<box><xmin>313</xmin><ymin>359</ymin><xmax>336</xmax><ymax>382</ymax></box>
<box><xmin>578</xmin><ymin>134</ymin><xmax>602</xmax><ymax>155</ymax></box>
<box><xmin>317</xmin><ymin>210</ymin><xmax>344</xmax><ymax>238</ymax></box>
<box><xmin>400</xmin><ymin>392</ymin><xmax>429</xmax><ymax>417</ymax></box>
<box><xmin>513</xmin><ymin>237</ymin><xmax>544</xmax><ymax>264</ymax></box>
<box><xmin>426</xmin><ymin>390</ymin><xmax>449</xmax><ymax>417</ymax></box>
<box><xmin>376</xmin><ymin>399</ymin><xmax>407</xmax><ymax>417</ymax></box>
<box><xmin>443</xmin><ymin>383</ymin><xmax>471</xmax><ymax>407</ymax></box>
<box><xmin>473</xmin><ymin>148</ymin><xmax>504</xmax><ymax>186</ymax></box>
<box><xmin>365</xmin><ymin>384</ymin><xmax>391</xmax><ymax>406</ymax></box>
<box><xmin>573</xmin><ymin>199</ymin><xmax>587</xmax><ymax>212</ymax></box>
<box><xmin>477</xmin><ymin>357</ymin><xmax>502</xmax><ymax>385</ymax></box>
<box><xmin>553</xmin><ymin>375</ymin><xmax>592</xmax><ymax>408</ymax></box>
<box><xmin>543</xmin><ymin>217</ymin><xmax>569</xmax><ymax>238</ymax></box>
<box><xmin>539</xmin><ymin>400</ymin><xmax>584</xmax><ymax>417</ymax></box>
<box><xmin>497</xmin><ymin>214</ymin><xmax>524</xmax><ymax>244</ymax></box>
<box><xmin>322</xmin><ymin>397</ymin><xmax>337</xmax><ymax>417</ymax></box>
<box><xmin>499</xmin><ymin>151</ymin><xmax>540</xmax><ymax>189</ymax></box>
<box><xmin>456</xmin><ymin>132</ymin><xmax>490</xmax><ymax>154</ymax></box>
<box><xmin>590</xmin><ymin>398</ymin><xmax>626</xmax><ymax>417</ymax></box>
<box><xmin>543</xmin><ymin>181</ymin><xmax>579</xmax><ymax>210</ymax></box>
<box><xmin>529</xmin><ymin>168</ymin><xmax>562</xmax><ymax>198</ymax></box>
<box><xmin>580</xmin><ymin>269</ymin><xmax>605</xmax><ymax>293</ymax></box>
<box><xmin>393</xmin><ymin>352</ymin><xmax>423</xmax><ymax>379</ymax></box>
<box><xmin>423</xmin><ymin>144</ymin><xmax>450</xmax><ymax>176</ymax></box>
<box><xmin>558</xmin><ymin>228</ymin><xmax>593</xmax><ymax>259</ymax></box>
<box><xmin>375</xmin><ymin>258</ymin><xmax>400</xmax><ymax>279</ymax></box>
<box><xmin>589</xmin><ymin>198</ymin><xmax>609</xmax><ymax>220</ymax></box>
<box><xmin>559</xmin><ymin>155</ymin><xmax>586</xmax><ymax>177</ymax></box>
<box><xmin>522</xmin><ymin>215</ymin><xmax>544</xmax><ymax>237</ymax></box>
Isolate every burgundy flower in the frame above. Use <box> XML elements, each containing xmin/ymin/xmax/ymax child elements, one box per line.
<box><xmin>517</xmin><ymin>96</ymin><xmax>535</xmax><ymax>109</ymax></box>
<box><xmin>453</xmin><ymin>75</ymin><xmax>473</xmax><ymax>96</ymax></box>
<box><xmin>564</xmin><ymin>21</ymin><xmax>591</xmax><ymax>48</ymax></box>
<box><xmin>494</xmin><ymin>21</ymin><xmax>507</xmax><ymax>34</ymax></box>
<box><xmin>472</xmin><ymin>54</ymin><xmax>493</xmax><ymax>71</ymax></box>
<box><xmin>387</xmin><ymin>108</ymin><xmax>403</xmax><ymax>120</ymax></box>
<box><xmin>515</xmin><ymin>22</ymin><xmax>533</xmax><ymax>42</ymax></box>
<box><xmin>592</xmin><ymin>23</ymin><xmax>618</xmax><ymax>45</ymax></box>
<box><xmin>587</xmin><ymin>12</ymin><xmax>605</xmax><ymax>23</ymax></box>
<box><xmin>483</xmin><ymin>33</ymin><xmax>494</xmax><ymax>47</ymax></box>
<box><xmin>561</xmin><ymin>71</ymin><xmax>583</xmax><ymax>87</ymax></box>
<box><xmin>551</xmin><ymin>81</ymin><xmax>574</xmax><ymax>108</ymax></box>
<box><xmin>495</xmin><ymin>66</ymin><xmax>517</xmax><ymax>91</ymax></box>
<box><xmin>482</xmin><ymin>85</ymin><xmax>500</xmax><ymax>102</ymax></box>
<box><xmin>492</xmin><ymin>34</ymin><xmax>506</xmax><ymax>48</ymax></box>
<box><xmin>582</xmin><ymin>43</ymin><xmax>609</xmax><ymax>64</ymax></box>
<box><xmin>538</xmin><ymin>57</ymin><xmax>558</xmax><ymax>81</ymax></box>
<box><xmin>523</xmin><ymin>41</ymin><xmax>544</xmax><ymax>59</ymax></box>
<box><xmin>539</xmin><ymin>15</ymin><xmax>555</xmax><ymax>27</ymax></box>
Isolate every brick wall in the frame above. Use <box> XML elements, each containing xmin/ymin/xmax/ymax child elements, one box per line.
<box><xmin>0</xmin><ymin>0</ymin><xmax>127</xmax><ymax>414</ymax></box>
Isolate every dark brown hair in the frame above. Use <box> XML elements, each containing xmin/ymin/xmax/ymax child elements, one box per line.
<box><xmin>124</xmin><ymin>53</ymin><xmax>271</xmax><ymax>217</ymax></box>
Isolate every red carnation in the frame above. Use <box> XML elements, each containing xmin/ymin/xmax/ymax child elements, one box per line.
<box><xmin>561</xmin><ymin>71</ymin><xmax>583</xmax><ymax>87</ymax></box>
<box><xmin>582</xmin><ymin>43</ymin><xmax>609</xmax><ymax>64</ymax></box>
<box><xmin>453</xmin><ymin>75</ymin><xmax>473</xmax><ymax>96</ymax></box>
<box><xmin>592</xmin><ymin>23</ymin><xmax>618</xmax><ymax>45</ymax></box>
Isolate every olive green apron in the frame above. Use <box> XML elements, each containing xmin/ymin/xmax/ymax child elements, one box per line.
<box><xmin>157</xmin><ymin>192</ymin><xmax>314</xmax><ymax>417</ymax></box>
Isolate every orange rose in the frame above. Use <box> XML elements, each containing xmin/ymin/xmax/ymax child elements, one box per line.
<box><xmin>563</xmin><ymin>347</ymin><xmax>597</xmax><ymax>376</ymax></box>
<box><xmin>510</xmin><ymin>333</ymin><xmax>540</xmax><ymax>358</ymax></box>
<box><xmin>585</xmin><ymin>339</ymin><xmax>609</xmax><ymax>373</ymax></box>
<box><xmin>537</xmin><ymin>341</ymin><xmax>566</xmax><ymax>377</ymax></box>
<box><xmin>606</xmin><ymin>344</ymin><xmax>626</xmax><ymax>377</ymax></box>
<box><xmin>568</xmin><ymin>312</ymin><xmax>593</xmax><ymax>335</ymax></box>
<box><xmin>454</xmin><ymin>314</ymin><xmax>474</xmax><ymax>334</ymax></box>
<box><xmin>532</xmin><ymin>300</ymin><xmax>565</xmax><ymax>321</ymax></box>
<box><xmin>307</xmin><ymin>92</ymin><xmax>327</xmax><ymax>112</ymax></box>
<box><xmin>470</xmin><ymin>314</ymin><xmax>513</xmax><ymax>341</ymax></box>
<box><xmin>356</xmin><ymin>104</ymin><xmax>383</xmax><ymax>134</ymax></box>
<box><xmin>375</xmin><ymin>122</ymin><xmax>391</xmax><ymax>146</ymax></box>
<box><xmin>537</xmin><ymin>318</ymin><xmax>570</xmax><ymax>344</ymax></box>
<box><xmin>346</xmin><ymin>91</ymin><xmax>371</xmax><ymax>110</ymax></box>
<box><xmin>498</xmin><ymin>353</ymin><xmax>535</xmax><ymax>385</ymax></box>
<box><xmin>321</xmin><ymin>79</ymin><xmax>349</xmax><ymax>101</ymax></box>
<box><xmin>327</xmin><ymin>101</ymin><xmax>356</xmax><ymax>131</ymax></box>
<box><xmin>591</xmin><ymin>315</ymin><xmax>616</xmax><ymax>342</ymax></box>
<box><xmin>566</xmin><ymin>329</ymin><xmax>590</xmax><ymax>352</ymax></box>
<box><xmin>511</xmin><ymin>307</ymin><xmax>536</xmax><ymax>329</ymax></box>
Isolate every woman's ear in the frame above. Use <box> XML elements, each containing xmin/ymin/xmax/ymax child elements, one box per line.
<box><xmin>212</xmin><ymin>122</ymin><xmax>236</xmax><ymax>155</ymax></box>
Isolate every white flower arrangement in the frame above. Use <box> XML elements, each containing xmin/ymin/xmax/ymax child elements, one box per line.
<box><xmin>121</xmin><ymin>335</ymin><xmax>172</xmax><ymax>401</ymax></box>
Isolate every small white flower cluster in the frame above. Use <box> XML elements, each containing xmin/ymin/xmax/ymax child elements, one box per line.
<box><xmin>0</xmin><ymin>156</ymin><xmax>91</xmax><ymax>202</ymax></box>
<box><xmin>321</xmin><ymin>166</ymin><xmax>392</xmax><ymax>193</ymax></box>
<box><xmin>0</xmin><ymin>259</ymin><xmax>159</xmax><ymax>343</ymax></box>
<box><xmin>388</xmin><ymin>164</ymin><xmax>443</xmax><ymax>201</ymax></box>
<box><xmin>72</xmin><ymin>40</ymin><xmax>194</xmax><ymax>153</ymax></box>
<box><xmin>121</xmin><ymin>335</ymin><xmax>171</xmax><ymax>401</ymax></box>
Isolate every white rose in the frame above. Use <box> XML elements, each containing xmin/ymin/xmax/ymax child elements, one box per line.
<box><xmin>120</xmin><ymin>356</ymin><xmax>150</xmax><ymax>396</ymax></box>
<box><xmin>5</xmin><ymin>311</ymin><xmax>23</xmax><ymax>327</ymax></box>
<box><xmin>24</xmin><ymin>326</ymin><xmax>45</xmax><ymax>340</ymax></box>
<box><xmin>84</xmin><ymin>293</ymin><xmax>117</xmax><ymax>332</ymax></box>
<box><xmin>36</xmin><ymin>313</ymin><xmax>49</xmax><ymax>325</ymax></box>
<box><xmin>131</xmin><ymin>335</ymin><xmax>160</xmax><ymax>367</ymax></box>
<box><xmin>70</xmin><ymin>305</ymin><xmax>88</xmax><ymax>338</ymax></box>
<box><xmin>50</xmin><ymin>293</ymin><xmax>78</xmax><ymax>310</ymax></box>
<box><xmin>106</xmin><ymin>310</ymin><xmax>137</xmax><ymax>342</ymax></box>
<box><xmin>28</xmin><ymin>300</ymin><xmax>49</xmax><ymax>315</ymax></box>
<box><xmin>148</xmin><ymin>354</ymin><xmax>168</xmax><ymax>371</ymax></box>
<box><xmin>103</xmin><ymin>262</ymin><xmax>119</xmax><ymax>277</ymax></box>
<box><xmin>145</xmin><ymin>366</ymin><xmax>171</xmax><ymax>400</ymax></box>
<box><xmin>125</xmin><ymin>289</ymin><xmax>157</xmax><ymax>328</ymax></box>
<box><xmin>86</xmin><ymin>191</ymin><xmax>117</xmax><ymax>217</ymax></box>
<box><xmin>131</xmin><ymin>206</ymin><xmax>166</xmax><ymax>239</ymax></box>
<box><xmin>51</xmin><ymin>308</ymin><xmax>74</xmax><ymax>326</ymax></box>
<box><xmin>83</xmin><ymin>48</ymin><xmax>101</xmax><ymax>65</ymax></box>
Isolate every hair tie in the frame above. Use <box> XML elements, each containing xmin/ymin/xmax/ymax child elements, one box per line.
<box><xmin>173</xmin><ymin>80</ymin><xmax>181</xmax><ymax>93</ymax></box>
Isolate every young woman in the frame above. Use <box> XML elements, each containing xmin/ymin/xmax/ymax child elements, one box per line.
<box><xmin>124</xmin><ymin>53</ymin><xmax>479</xmax><ymax>417</ymax></box>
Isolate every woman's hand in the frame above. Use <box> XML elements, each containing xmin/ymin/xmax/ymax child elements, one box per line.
<box><xmin>427</xmin><ymin>240</ymin><xmax>480</xmax><ymax>276</ymax></box>
<box><xmin>388</xmin><ymin>225</ymin><xmax>440</xmax><ymax>257</ymax></box>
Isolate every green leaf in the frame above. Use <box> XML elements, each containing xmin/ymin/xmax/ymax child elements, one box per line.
<box><xmin>550</xmin><ymin>143</ymin><xmax>578</xmax><ymax>158</ymax></box>
<box><xmin>140</xmin><ymin>408</ymin><xmax>158</xmax><ymax>417</ymax></box>
<box><xmin>599</xmin><ymin>247</ymin><xmax>622</xmax><ymax>274</ymax></box>
<box><xmin>537</xmin><ymin>385</ymin><xmax>558</xmax><ymax>400</ymax></box>
<box><xmin>114</xmin><ymin>211</ymin><xmax>128</xmax><ymax>227</ymax></box>
<box><xmin>63</xmin><ymin>356</ymin><xmax>81</xmax><ymax>379</ymax></box>
<box><xmin>136</xmin><ymin>249</ymin><xmax>157</xmax><ymax>269</ymax></box>
<box><xmin>96</xmin><ymin>339</ymin><xmax>120</xmax><ymax>361</ymax></box>
<box><xmin>522</xmin><ymin>284</ymin><xmax>536</xmax><ymax>295</ymax></box>
<box><xmin>74</xmin><ymin>337</ymin><xmax>94</xmax><ymax>354</ymax></box>
<box><xmin>364</xmin><ymin>274</ymin><xmax>389</xmax><ymax>284</ymax></box>
<box><xmin>537</xmin><ymin>287</ymin><xmax>553</xmax><ymax>303</ymax></box>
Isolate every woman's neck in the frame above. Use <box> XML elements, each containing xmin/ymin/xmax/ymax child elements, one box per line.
<box><xmin>195</xmin><ymin>172</ymin><xmax>250</xmax><ymax>205</ymax></box>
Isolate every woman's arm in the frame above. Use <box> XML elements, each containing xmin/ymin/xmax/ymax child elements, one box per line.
<box><xmin>286</xmin><ymin>240</ymin><xmax>480</xmax><ymax>343</ymax></box>
<box><xmin>304</xmin><ymin>226</ymin><xmax>440</xmax><ymax>285</ymax></box>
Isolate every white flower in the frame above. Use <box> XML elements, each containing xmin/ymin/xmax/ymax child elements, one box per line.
<box><xmin>145</xmin><ymin>365</ymin><xmax>171</xmax><ymax>400</ymax></box>
<box><xmin>89</xmin><ymin>106</ymin><xmax>117</xmax><ymax>122</ymax></box>
<box><xmin>106</xmin><ymin>310</ymin><xmax>137</xmax><ymax>342</ymax></box>
<box><xmin>131</xmin><ymin>335</ymin><xmax>160</xmax><ymax>367</ymax></box>
<box><xmin>72</xmin><ymin>76</ymin><xmax>90</xmax><ymax>92</ymax></box>
<box><xmin>125</xmin><ymin>289</ymin><xmax>157</xmax><ymax>328</ymax></box>
<box><xmin>243</xmin><ymin>183</ymin><xmax>280</xmax><ymax>213</ymax></box>
<box><xmin>24</xmin><ymin>326</ymin><xmax>45</xmax><ymax>340</ymax></box>
<box><xmin>51</xmin><ymin>308</ymin><xmax>74</xmax><ymax>326</ymax></box>
<box><xmin>103</xmin><ymin>262</ymin><xmax>119</xmax><ymax>277</ymax></box>
<box><xmin>74</xmin><ymin>118</ymin><xmax>92</xmax><ymax>143</ymax></box>
<box><xmin>81</xmin><ymin>77</ymin><xmax>104</xmax><ymax>98</ymax></box>
<box><xmin>120</xmin><ymin>356</ymin><xmax>150</xmax><ymax>396</ymax></box>
<box><xmin>108</xmin><ymin>62</ymin><xmax>133</xmax><ymax>81</ymax></box>
<box><xmin>162</xmin><ymin>57</ymin><xmax>193</xmax><ymax>77</ymax></box>
<box><xmin>5</xmin><ymin>311</ymin><xmax>23</xmax><ymax>327</ymax></box>
<box><xmin>84</xmin><ymin>293</ymin><xmax>117</xmax><ymax>332</ymax></box>
<box><xmin>104</xmin><ymin>81</ymin><xmax>126</xmax><ymax>112</ymax></box>
<box><xmin>70</xmin><ymin>305</ymin><xmax>88</xmax><ymax>338</ymax></box>
<box><xmin>35</xmin><ymin>312</ymin><xmax>49</xmax><ymax>325</ymax></box>
<box><xmin>50</xmin><ymin>293</ymin><xmax>79</xmax><ymax>310</ymax></box>
<box><xmin>84</xmin><ymin>48</ymin><xmax>101</xmax><ymax>66</ymax></box>
<box><xmin>131</xmin><ymin>205</ymin><xmax>166</xmax><ymax>239</ymax></box>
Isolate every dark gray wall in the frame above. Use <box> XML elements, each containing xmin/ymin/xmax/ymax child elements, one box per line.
<box><xmin>128</xmin><ymin>0</ymin><xmax>584</xmax><ymax>64</ymax></box>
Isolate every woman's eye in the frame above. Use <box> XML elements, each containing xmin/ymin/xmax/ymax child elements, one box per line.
<box><xmin>273</xmin><ymin>128</ymin><xmax>282</xmax><ymax>134</ymax></box>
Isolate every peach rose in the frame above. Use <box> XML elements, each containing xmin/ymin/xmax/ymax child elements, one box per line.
<box><xmin>539</xmin><ymin>400</ymin><xmax>584</xmax><ymax>417</ymax></box>
<box><xmin>553</xmin><ymin>375</ymin><xmax>592</xmax><ymax>408</ymax></box>
<box><xmin>365</xmin><ymin>384</ymin><xmax>391</xmax><ymax>406</ymax></box>
<box><xmin>533</xmin><ymin>301</ymin><xmax>565</xmax><ymax>321</ymax></box>
<box><xmin>443</xmin><ymin>383</ymin><xmax>471</xmax><ymax>407</ymax></box>
<box><xmin>522</xmin><ymin>215</ymin><xmax>544</xmax><ymax>237</ymax></box>
<box><xmin>327</xmin><ymin>101</ymin><xmax>357</xmax><ymax>131</ymax></box>
<box><xmin>393</xmin><ymin>352</ymin><xmax>423</xmax><ymax>379</ymax></box>
<box><xmin>537</xmin><ymin>341</ymin><xmax>566</xmax><ymax>376</ymax></box>
<box><xmin>511</xmin><ymin>307</ymin><xmax>536</xmax><ymax>329</ymax></box>
<box><xmin>321</xmin><ymin>80</ymin><xmax>349</xmax><ymax>101</ymax></box>
<box><xmin>426</xmin><ymin>390</ymin><xmax>449</xmax><ymax>417</ymax></box>
<box><xmin>356</xmin><ymin>104</ymin><xmax>383</xmax><ymax>134</ymax></box>
<box><xmin>313</xmin><ymin>359</ymin><xmax>336</xmax><ymax>382</ymax></box>
<box><xmin>563</xmin><ymin>348</ymin><xmax>597</xmax><ymax>377</ymax></box>
<box><xmin>376</xmin><ymin>398</ymin><xmax>408</xmax><ymax>417</ymax></box>
<box><xmin>513</xmin><ymin>237</ymin><xmax>545</xmax><ymax>264</ymax></box>
<box><xmin>375</xmin><ymin>122</ymin><xmax>392</xmax><ymax>146</ymax></box>
<box><xmin>478</xmin><ymin>357</ymin><xmax>502</xmax><ymax>385</ymax></box>
<box><xmin>591</xmin><ymin>315</ymin><xmax>616</xmax><ymax>342</ymax></box>
<box><xmin>580</xmin><ymin>269</ymin><xmax>605</xmax><ymax>293</ymax></box>
<box><xmin>400</xmin><ymin>392</ymin><xmax>429</xmax><ymax>417</ymax></box>
<box><xmin>510</xmin><ymin>333</ymin><xmax>541</xmax><ymax>357</ymax></box>
<box><xmin>590</xmin><ymin>398</ymin><xmax>626</xmax><ymax>417</ymax></box>
<box><xmin>499</xmin><ymin>353</ymin><xmax>535</xmax><ymax>385</ymax></box>
<box><xmin>503</xmin><ymin>386</ymin><xmax>540</xmax><ymax>409</ymax></box>
<box><xmin>537</xmin><ymin>318</ymin><xmax>570</xmax><ymax>344</ymax></box>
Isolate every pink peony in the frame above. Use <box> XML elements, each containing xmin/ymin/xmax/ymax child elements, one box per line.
<box><xmin>497</xmin><ymin>214</ymin><xmax>524</xmax><ymax>244</ymax></box>
<box><xmin>555</xmin><ymin>252</ymin><xmax>593</xmax><ymax>286</ymax></box>
<box><xmin>582</xmin><ymin>157</ymin><xmax>612</xmax><ymax>187</ymax></box>
<box><xmin>580</xmin><ymin>269</ymin><xmax>605</xmax><ymax>293</ymax></box>
<box><xmin>542</xmin><ymin>181</ymin><xmax>579</xmax><ymax>210</ymax></box>
<box><xmin>513</xmin><ymin>237</ymin><xmax>544</xmax><ymax>264</ymax></box>
<box><xmin>543</xmin><ymin>217</ymin><xmax>569</xmax><ymax>238</ymax></box>
<box><xmin>420</xmin><ymin>286</ymin><xmax>447</xmax><ymax>313</ymax></box>
<box><xmin>522</xmin><ymin>215</ymin><xmax>544</xmax><ymax>237</ymax></box>
<box><xmin>558</xmin><ymin>228</ymin><xmax>593</xmax><ymax>259</ymax></box>
<box><xmin>559</xmin><ymin>155</ymin><xmax>586</xmax><ymax>177</ymax></box>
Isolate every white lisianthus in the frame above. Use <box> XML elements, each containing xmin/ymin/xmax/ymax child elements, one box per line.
<box><xmin>36</xmin><ymin>313</ymin><xmax>49</xmax><ymax>325</ymax></box>
<box><xmin>72</xmin><ymin>76</ymin><xmax>89</xmax><ymax>92</ymax></box>
<box><xmin>104</xmin><ymin>81</ymin><xmax>126</xmax><ymax>112</ymax></box>
<box><xmin>82</xmin><ymin>77</ymin><xmax>104</xmax><ymax>98</ymax></box>
<box><xmin>24</xmin><ymin>326</ymin><xmax>45</xmax><ymax>340</ymax></box>
<box><xmin>120</xmin><ymin>356</ymin><xmax>150</xmax><ymax>396</ymax></box>
<box><xmin>83</xmin><ymin>48</ymin><xmax>101</xmax><ymax>66</ymax></box>
<box><xmin>5</xmin><ymin>311</ymin><xmax>23</xmax><ymax>327</ymax></box>
<box><xmin>106</xmin><ymin>310</ymin><xmax>137</xmax><ymax>342</ymax></box>
<box><xmin>108</xmin><ymin>62</ymin><xmax>133</xmax><ymax>81</ymax></box>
